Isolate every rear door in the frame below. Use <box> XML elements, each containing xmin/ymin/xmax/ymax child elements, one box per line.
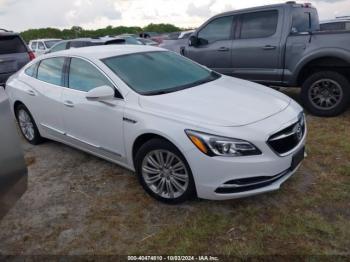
<box><xmin>0</xmin><ymin>35</ymin><xmax>30</xmax><ymax>84</ymax></box>
<box><xmin>29</xmin><ymin>57</ymin><xmax>66</xmax><ymax>139</ymax></box>
<box><xmin>185</xmin><ymin>15</ymin><xmax>235</xmax><ymax>75</ymax></box>
<box><xmin>231</xmin><ymin>8</ymin><xmax>283</xmax><ymax>83</ymax></box>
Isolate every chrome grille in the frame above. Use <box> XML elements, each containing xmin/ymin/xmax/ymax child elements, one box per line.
<box><xmin>267</xmin><ymin>113</ymin><xmax>305</xmax><ymax>155</ymax></box>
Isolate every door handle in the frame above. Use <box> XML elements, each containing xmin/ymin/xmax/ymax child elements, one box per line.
<box><xmin>263</xmin><ymin>45</ymin><xmax>277</xmax><ymax>50</ymax></box>
<box><xmin>217</xmin><ymin>47</ymin><xmax>229</xmax><ymax>52</ymax></box>
<box><xmin>63</xmin><ymin>100</ymin><xmax>74</xmax><ymax>107</ymax></box>
<box><xmin>26</xmin><ymin>89</ymin><xmax>36</xmax><ymax>96</ymax></box>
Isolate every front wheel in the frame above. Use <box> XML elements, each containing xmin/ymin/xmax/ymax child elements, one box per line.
<box><xmin>301</xmin><ymin>71</ymin><xmax>350</xmax><ymax>116</ymax></box>
<box><xmin>135</xmin><ymin>138</ymin><xmax>196</xmax><ymax>204</ymax></box>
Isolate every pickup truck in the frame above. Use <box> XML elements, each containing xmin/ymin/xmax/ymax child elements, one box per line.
<box><xmin>182</xmin><ymin>2</ymin><xmax>350</xmax><ymax>116</ymax></box>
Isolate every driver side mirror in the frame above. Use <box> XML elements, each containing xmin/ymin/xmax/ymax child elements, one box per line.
<box><xmin>189</xmin><ymin>35</ymin><xmax>200</xmax><ymax>47</ymax></box>
<box><xmin>86</xmin><ymin>85</ymin><xmax>115</xmax><ymax>101</ymax></box>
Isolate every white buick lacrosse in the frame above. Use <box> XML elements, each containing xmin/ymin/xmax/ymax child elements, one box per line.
<box><xmin>5</xmin><ymin>45</ymin><xmax>306</xmax><ymax>203</ymax></box>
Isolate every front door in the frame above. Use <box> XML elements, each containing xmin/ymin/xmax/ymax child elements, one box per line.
<box><xmin>184</xmin><ymin>15</ymin><xmax>235</xmax><ymax>75</ymax></box>
<box><xmin>61</xmin><ymin>57</ymin><xmax>125</xmax><ymax>161</ymax></box>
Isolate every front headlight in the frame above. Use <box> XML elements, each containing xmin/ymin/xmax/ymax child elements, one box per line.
<box><xmin>185</xmin><ymin>130</ymin><xmax>261</xmax><ymax>157</ymax></box>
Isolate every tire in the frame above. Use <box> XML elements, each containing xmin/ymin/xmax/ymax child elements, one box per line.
<box><xmin>301</xmin><ymin>71</ymin><xmax>350</xmax><ymax>117</ymax></box>
<box><xmin>15</xmin><ymin>104</ymin><xmax>43</xmax><ymax>145</ymax></box>
<box><xmin>135</xmin><ymin>138</ymin><xmax>196</xmax><ymax>204</ymax></box>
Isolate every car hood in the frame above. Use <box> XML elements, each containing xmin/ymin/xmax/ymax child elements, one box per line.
<box><xmin>138</xmin><ymin>76</ymin><xmax>291</xmax><ymax>127</ymax></box>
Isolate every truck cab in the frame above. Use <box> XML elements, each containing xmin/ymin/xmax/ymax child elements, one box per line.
<box><xmin>183</xmin><ymin>2</ymin><xmax>350</xmax><ymax>116</ymax></box>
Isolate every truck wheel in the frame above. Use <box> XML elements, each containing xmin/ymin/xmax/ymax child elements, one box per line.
<box><xmin>301</xmin><ymin>71</ymin><xmax>350</xmax><ymax>117</ymax></box>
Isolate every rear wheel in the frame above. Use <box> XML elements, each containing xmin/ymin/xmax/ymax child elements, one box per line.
<box><xmin>15</xmin><ymin>104</ymin><xmax>43</xmax><ymax>145</ymax></box>
<box><xmin>135</xmin><ymin>138</ymin><xmax>196</xmax><ymax>204</ymax></box>
<box><xmin>301</xmin><ymin>71</ymin><xmax>350</xmax><ymax>116</ymax></box>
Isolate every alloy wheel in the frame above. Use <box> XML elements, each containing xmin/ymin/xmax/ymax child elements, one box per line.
<box><xmin>141</xmin><ymin>150</ymin><xmax>189</xmax><ymax>199</ymax></box>
<box><xmin>308</xmin><ymin>79</ymin><xmax>343</xmax><ymax>110</ymax></box>
<box><xmin>18</xmin><ymin>109</ymin><xmax>35</xmax><ymax>141</ymax></box>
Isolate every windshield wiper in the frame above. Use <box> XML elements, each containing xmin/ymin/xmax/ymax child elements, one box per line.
<box><xmin>143</xmin><ymin>71</ymin><xmax>221</xmax><ymax>96</ymax></box>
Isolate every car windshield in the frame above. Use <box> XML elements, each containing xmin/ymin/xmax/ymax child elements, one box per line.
<box><xmin>102</xmin><ymin>51</ymin><xmax>220</xmax><ymax>95</ymax></box>
<box><xmin>44</xmin><ymin>40</ymin><xmax>61</xmax><ymax>48</ymax></box>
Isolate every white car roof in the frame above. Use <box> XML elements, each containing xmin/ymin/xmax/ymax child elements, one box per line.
<box><xmin>46</xmin><ymin>45</ymin><xmax>165</xmax><ymax>60</ymax></box>
<box><xmin>29</xmin><ymin>39</ymin><xmax>61</xmax><ymax>42</ymax></box>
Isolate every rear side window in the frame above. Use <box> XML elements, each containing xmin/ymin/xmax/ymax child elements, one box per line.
<box><xmin>240</xmin><ymin>10</ymin><xmax>278</xmax><ymax>39</ymax></box>
<box><xmin>0</xmin><ymin>36</ymin><xmax>27</xmax><ymax>54</ymax></box>
<box><xmin>37</xmin><ymin>57</ymin><xmax>65</xmax><ymax>86</ymax></box>
<box><xmin>68</xmin><ymin>58</ymin><xmax>112</xmax><ymax>92</ymax></box>
<box><xmin>24</xmin><ymin>63</ymin><xmax>37</xmax><ymax>77</ymax></box>
<box><xmin>292</xmin><ymin>9</ymin><xmax>319</xmax><ymax>33</ymax></box>
<box><xmin>198</xmin><ymin>16</ymin><xmax>234</xmax><ymax>43</ymax></box>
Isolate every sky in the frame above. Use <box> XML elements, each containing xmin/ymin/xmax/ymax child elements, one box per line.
<box><xmin>0</xmin><ymin>0</ymin><xmax>349</xmax><ymax>32</ymax></box>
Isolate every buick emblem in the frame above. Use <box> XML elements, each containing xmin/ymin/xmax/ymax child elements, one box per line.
<box><xmin>294</xmin><ymin>123</ymin><xmax>303</xmax><ymax>141</ymax></box>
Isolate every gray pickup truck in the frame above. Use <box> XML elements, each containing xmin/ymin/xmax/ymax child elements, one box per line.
<box><xmin>182</xmin><ymin>2</ymin><xmax>350</xmax><ymax>116</ymax></box>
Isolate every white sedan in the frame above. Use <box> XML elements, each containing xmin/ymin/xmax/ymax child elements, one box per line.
<box><xmin>5</xmin><ymin>45</ymin><xmax>306</xmax><ymax>204</ymax></box>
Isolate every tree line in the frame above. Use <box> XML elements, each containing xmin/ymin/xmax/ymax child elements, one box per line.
<box><xmin>20</xmin><ymin>23</ymin><xmax>183</xmax><ymax>43</ymax></box>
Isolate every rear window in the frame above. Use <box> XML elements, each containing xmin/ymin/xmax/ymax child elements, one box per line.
<box><xmin>0</xmin><ymin>36</ymin><xmax>27</xmax><ymax>54</ymax></box>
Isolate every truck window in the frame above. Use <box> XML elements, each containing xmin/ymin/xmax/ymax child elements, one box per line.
<box><xmin>240</xmin><ymin>10</ymin><xmax>278</xmax><ymax>39</ymax></box>
<box><xmin>292</xmin><ymin>9</ymin><xmax>319</xmax><ymax>33</ymax></box>
<box><xmin>198</xmin><ymin>16</ymin><xmax>234</xmax><ymax>43</ymax></box>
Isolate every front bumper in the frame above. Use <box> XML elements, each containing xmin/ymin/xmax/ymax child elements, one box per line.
<box><xmin>185</xmin><ymin>143</ymin><xmax>305</xmax><ymax>200</ymax></box>
<box><xmin>183</xmin><ymin>106</ymin><xmax>307</xmax><ymax>200</ymax></box>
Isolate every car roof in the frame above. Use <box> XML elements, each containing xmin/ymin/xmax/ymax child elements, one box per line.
<box><xmin>0</xmin><ymin>31</ymin><xmax>20</xmax><ymax>37</ymax></box>
<box><xmin>30</xmin><ymin>38</ymin><xmax>61</xmax><ymax>42</ymax></box>
<box><xmin>45</xmin><ymin>45</ymin><xmax>164</xmax><ymax>60</ymax></box>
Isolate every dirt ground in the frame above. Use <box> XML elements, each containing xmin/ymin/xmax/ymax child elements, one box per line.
<box><xmin>0</xmin><ymin>89</ymin><xmax>349</xmax><ymax>256</ymax></box>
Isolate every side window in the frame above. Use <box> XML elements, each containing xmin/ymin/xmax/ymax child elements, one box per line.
<box><xmin>198</xmin><ymin>16</ymin><xmax>234</xmax><ymax>43</ymax></box>
<box><xmin>68</xmin><ymin>58</ymin><xmax>112</xmax><ymax>92</ymax></box>
<box><xmin>38</xmin><ymin>42</ymin><xmax>45</xmax><ymax>50</ymax></box>
<box><xmin>24</xmin><ymin>63</ymin><xmax>38</xmax><ymax>77</ymax></box>
<box><xmin>37</xmin><ymin>58</ymin><xmax>65</xmax><ymax>86</ymax></box>
<box><xmin>50</xmin><ymin>42</ymin><xmax>67</xmax><ymax>53</ymax></box>
<box><xmin>292</xmin><ymin>12</ymin><xmax>310</xmax><ymax>33</ymax></box>
<box><xmin>240</xmin><ymin>10</ymin><xmax>278</xmax><ymax>39</ymax></box>
<box><xmin>30</xmin><ymin>42</ymin><xmax>37</xmax><ymax>50</ymax></box>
